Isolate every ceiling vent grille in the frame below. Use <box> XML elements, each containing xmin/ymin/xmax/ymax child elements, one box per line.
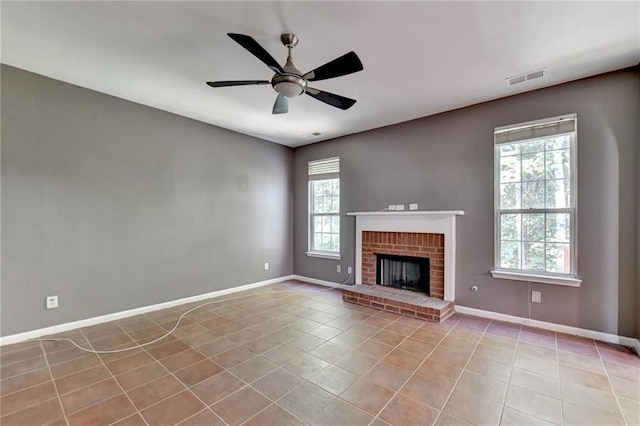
<box><xmin>506</xmin><ymin>68</ymin><xmax>546</xmax><ymax>86</ymax></box>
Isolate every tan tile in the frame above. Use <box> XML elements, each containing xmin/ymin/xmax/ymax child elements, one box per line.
<box><xmin>334</xmin><ymin>351</ymin><xmax>378</xmax><ymax>376</ymax></box>
<box><xmin>211</xmin><ymin>386</ymin><xmax>272</xmax><ymax>425</ymax></box>
<box><xmin>379</xmin><ymin>393</ymin><xmax>440</xmax><ymax>426</ymax></box>
<box><xmin>561</xmin><ymin>381</ymin><xmax>623</xmax><ymax>417</ymax></box>
<box><xmin>141</xmin><ymin>390</ymin><xmax>205</xmax><ymax>426</ymax></box>
<box><xmin>111</xmin><ymin>413</ymin><xmax>148</xmax><ymax>426</ymax></box>
<box><xmin>410</xmin><ymin>328</ymin><xmax>446</xmax><ymax>345</ymax></box>
<box><xmin>558</xmin><ymin>350</ymin><xmax>606</xmax><ymax>374</ymax></box>
<box><xmin>211</xmin><ymin>346</ymin><xmax>254</xmax><ymax>368</ymax></box>
<box><xmin>309</xmin><ymin>364</ymin><xmax>357</xmax><ymax>395</ymax></box>
<box><xmin>428</xmin><ymin>346</ymin><xmax>471</xmax><ymax>370</ymax></box>
<box><xmin>444</xmin><ymin>388</ymin><xmax>503</xmax><ymax>426</ymax></box>
<box><xmin>415</xmin><ymin>359</ymin><xmax>463</xmax><ymax>387</ymax></box>
<box><xmin>611</xmin><ymin>375</ymin><xmax>640</xmax><ymax>401</ymax></box>
<box><xmin>114</xmin><ymin>361</ymin><xmax>167</xmax><ymax>391</ymax></box>
<box><xmin>557</xmin><ymin>338</ymin><xmax>599</xmax><ymax>358</ymax></box>
<box><xmin>486</xmin><ymin>321</ymin><xmax>521</xmax><ymax>339</ymax></box>
<box><xmin>194</xmin><ymin>337</ymin><xmax>237</xmax><ymax>357</ymax></box>
<box><xmin>106</xmin><ymin>351</ymin><xmax>155</xmax><ymax>375</ymax></box>
<box><xmin>473</xmin><ymin>343</ymin><xmax>515</xmax><ymax>365</ymax></box>
<box><xmin>519</xmin><ymin>327</ymin><xmax>556</xmax><ymax>349</ymax></box>
<box><xmin>145</xmin><ymin>340</ymin><xmax>190</xmax><ymax>360</ymax></box>
<box><xmin>177</xmin><ymin>409</ymin><xmax>226</xmax><ymax>426</ymax></box>
<box><xmin>466</xmin><ymin>353</ymin><xmax>511</xmax><ymax>382</ymax></box>
<box><xmin>0</xmin><ymin>397</ymin><xmax>64</xmax><ymax>426</ymax></box>
<box><xmin>504</xmin><ymin>385</ymin><xmax>561</xmax><ymax>425</ymax></box>
<box><xmin>371</xmin><ymin>330</ymin><xmax>406</xmax><ymax>346</ymax></box>
<box><xmin>397</xmin><ymin>337</ymin><xmax>436</xmax><ymax>356</ymax></box>
<box><xmin>513</xmin><ymin>353</ymin><xmax>558</xmax><ymax>378</ymax></box>
<box><xmin>244</xmin><ymin>403</ymin><xmax>305</xmax><ymax>426</ymax></box>
<box><xmin>435</xmin><ymin>412</ymin><xmax>473</xmax><ymax>426</ymax></box>
<box><xmin>230</xmin><ymin>356</ymin><xmax>277</xmax><ymax>383</ymax></box>
<box><xmin>262</xmin><ymin>344</ymin><xmax>304</xmax><ymax>366</ymax></box>
<box><xmin>357</xmin><ymin>340</ymin><xmax>394</xmax><ymax>360</ymax></box>
<box><xmin>0</xmin><ymin>356</ymin><xmax>47</xmax><ymax>379</ymax></box>
<box><xmin>341</xmin><ymin>379</ymin><xmax>395</xmax><ymax>415</ymax></box>
<box><xmin>559</xmin><ymin>364</ymin><xmax>612</xmax><ymax>392</ymax></box>
<box><xmin>60</xmin><ymin>378</ymin><xmax>123</xmax><ymax>415</ymax></box>
<box><xmin>455</xmin><ymin>370</ymin><xmax>508</xmax><ymax>405</ymax></box>
<box><xmin>157</xmin><ymin>348</ymin><xmax>205</xmax><ymax>372</ymax></box>
<box><xmin>439</xmin><ymin>336</ymin><xmax>476</xmax><ymax>355</ymax></box>
<box><xmin>385</xmin><ymin>321</ymin><xmax>419</xmax><ymax>337</ymax></box>
<box><xmin>284</xmin><ymin>353</ymin><xmax>330</xmax><ymax>379</ymax></box>
<box><xmin>174</xmin><ymin>358</ymin><xmax>223</xmax><ymax>386</ymax></box>
<box><xmin>604</xmin><ymin>359</ymin><xmax>640</xmax><ymax>382</ymax></box>
<box><xmin>364</xmin><ymin>362</ymin><xmax>413</xmax><ymax>391</ymax></box>
<box><xmin>287</xmin><ymin>334</ymin><xmax>325</xmax><ymax>352</ymax></box>
<box><xmin>278</xmin><ymin>382</ymin><xmax>335</xmax><ymax>423</ymax></box>
<box><xmin>0</xmin><ymin>380</ymin><xmax>57</xmax><ymax>416</ymax></box>
<box><xmin>562</xmin><ymin>401</ymin><xmax>626</xmax><ymax>426</ymax></box>
<box><xmin>309</xmin><ymin>341</ymin><xmax>350</xmax><ymax>363</ymax></box>
<box><xmin>127</xmin><ymin>374</ymin><xmax>185</xmax><ymax>410</ymax></box>
<box><xmin>509</xmin><ymin>368</ymin><xmax>561</xmax><ymax>399</ymax></box>
<box><xmin>457</xmin><ymin>316</ymin><xmax>490</xmax><ymax>332</ymax></box>
<box><xmin>480</xmin><ymin>333</ymin><xmax>518</xmax><ymax>351</ymax></box>
<box><xmin>68</xmin><ymin>394</ymin><xmax>136</xmax><ymax>426</ymax></box>
<box><xmin>516</xmin><ymin>341</ymin><xmax>557</xmax><ymax>360</ymax></box>
<box><xmin>313</xmin><ymin>397</ymin><xmax>374</xmax><ymax>426</ymax></box>
<box><xmin>400</xmin><ymin>372</ymin><xmax>452</xmax><ymax>410</ymax></box>
<box><xmin>241</xmin><ymin>335</ymin><xmax>282</xmax><ymax>354</ymax></box>
<box><xmin>0</xmin><ymin>368</ymin><xmax>51</xmax><ymax>396</ymax></box>
<box><xmin>55</xmin><ymin>364</ymin><xmax>111</xmax><ymax>395</ymax></box>
<box><xmin>448</xmin><ymin>326</ymin><xmax>484</xmax><ymax>344</ymax></box>
<box><xmin>308</xmin><ymin>325</ymin><xmax>343</xmax><ymax>340</ymax></box>
<box><xmin>252</xmin><ymin>368</ymin><xmax>302</xmax><ymax>400</ymax></box>
<box><xmin>0</xmin><ymin>346</ymin><xmax>44</xmax><ymax>366</ymax></box>
<box><xmin>618</xmin><ymin>397</ymin><xmax>640</xmax><ymax>425</ymax></box>
<box><xmin>329</xmin><ymin>330</ymin><xmax>369</xmax><ymax>348</ymax></box>
<box><xmin>500</xmin><ymin>407</ymin><xmax>555</xmax><ymax>425</ymax></box>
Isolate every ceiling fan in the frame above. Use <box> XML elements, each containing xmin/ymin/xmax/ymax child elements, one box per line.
<box><xmin>207</xmin><ymin>33</ymin><xmax>363</xmax><ymax>114</ymax></box>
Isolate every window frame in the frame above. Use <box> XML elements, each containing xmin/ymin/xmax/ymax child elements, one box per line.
<box><xmin>491</xmin><ymin>114</ymin><xmax>581</xmax><ymax>287</ymax></box>
<box><xmin>307</xmin><ymin>158</ymin><xmax>341</xmax><ymax>260</ymax></box>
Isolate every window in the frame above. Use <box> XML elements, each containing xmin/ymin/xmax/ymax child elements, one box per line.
<box><xmin>308</xmin><ymin>157</ymin><xmax>340</xmax><ymax>259</ymax></box>
<box><xmin>492</xmin><ymin>114</ymin><xmax>581</xmax><ymax>286</ymax></box>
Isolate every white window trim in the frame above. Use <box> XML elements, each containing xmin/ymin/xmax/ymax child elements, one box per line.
<box><xmin>493</xmin><ymin>114</ymin><xmax>580</xmax><ymax>287</ymax></box>
<box><xmin>307</xmin><ymin>158</ymin><xmax>340</xmax><ymax>259</ymax></box>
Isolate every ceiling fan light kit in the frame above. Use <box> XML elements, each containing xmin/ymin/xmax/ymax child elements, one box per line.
<box><xmin>207</xmin><ymin>32</ymin><xmax>363</xmax><ymax>114</ymax></box>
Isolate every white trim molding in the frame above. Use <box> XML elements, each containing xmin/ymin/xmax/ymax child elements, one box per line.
<box><xmin>347</xmin><ymin>210</ymin><xmax>464</xmax><ymax>302</ymax></box>
<box><xmin>0</xmin><ymin>276</ymin><xmax>295</xmax><ymax>347</ymax></box>
<box><xmin>490</xmin><ymin>270</ymin><xmax>582</xmax><ymax>287</ymax></box>
<box><xmin>291</xmin><ymin>274</ymin><xmax>346</xmax><ymax>289</ymax></box>
<box><xmin>456</xmin><ymin>305</ymin><xmax>638</xmax><ymax>348</ymax></box>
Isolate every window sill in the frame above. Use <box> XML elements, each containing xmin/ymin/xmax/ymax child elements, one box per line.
<box><xmin>490</xmin><ymin>270</ymin><xmax>582</xmax><ymax>287</ymax></box>
<box><xmin>306</xmin><ymin>252</ymin><xmax>341</xmax><ymax>260</ymax></box>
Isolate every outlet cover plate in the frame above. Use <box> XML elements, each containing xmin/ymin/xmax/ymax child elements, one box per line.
<box><xmin>531</xmin><ymin>291</ymin><xmax>541</xmax><ymax>303</ymax></box>
<box><xmin>46</xmin><ymin>295</ymin><xmax>58</xmax><ymax>309</ymax></box>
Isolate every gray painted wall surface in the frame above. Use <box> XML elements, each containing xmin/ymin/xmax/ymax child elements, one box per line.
<box><xmin>293</xmin><ymin>69</ymin><xmax>639</xmax><ymax>337</ymax></box>
<box><xmin>1</xmin><ymin>65</ymin><xmax>293</xmax><ymax>336</ymax></box>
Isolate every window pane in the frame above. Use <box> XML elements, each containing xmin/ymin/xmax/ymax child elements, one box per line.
<box><xmin>331</xmin><ymin>216</ymin><xmax>340</xmax><ymax>233</ymax></box>
<box><xmin>500</xmin><ymin>214</ymin><xmax>520</xmax><ymax>241</ymax></box>
<box><xmin>521</xmin><ymin>140</ymin><xmax>545</xmax><ymax>154</ymax></box>
<box><xmin>321</xmin><ymin>216</ymin><xmax>331</xmax><ymax>233</ymax></box>
<box><xmin>545</xmin><ymin>179</ymin><xmax>570</xmax><ymax>208</ymax></box>
<box><xmin>313</xmin><ymin>196</ymin><xmax>323</xmax><ymax>213</ymax></box>
<box><xmin>546</xmin><ymin>213</ymin><xmax>570</xmax><ymax>243</ymax></box>
<box><xmin>330</xmin><ymin>234</ymin><xmax>340</xmax><ymax>252</ymax></box>
<box><xmin>545</xmin><ymin>149</ymin><xmax>570</xmax><ymax>179</ymax></box>
<box><xmin>500</xmin><ymin>156</ymin><xmax>520</xmax><ymax>183</ymax></box>
<box><xmin>523</xmin><ymin>242</ymin><xmax>545</xmax><ymax>271</ymax></box>
<box><xmin>500</xmin><ymin>241</ymin><xmax>521</xmax><ymax>269</ymax></box>
<box><xmin>321</xmin><ymin>234</ymin><xmax>331</xmax><ymax>251</ymax></box>
<box><xmin>500</xmin><ymin>144</ymin><xmax>520</xmax><ymax>156</ymax></box>
<box><xmin>523</xmin><ymin>213</ymin><xmax>545</xmax><ymax>242</ymax></box>
<box><xmin>314</xmin><ymin>216</ymin><xmax>322</xmax><ymax>233</ymax></box>
<box><xmin>313</xmin><ymin>233</ymin><xmax>322</xmax><ymax>251</ymax></box>
<box><xmin>313</xmin><ymin>182</ymin><xmax>322</xmax><ymax>197</ymax></box>
<box><xmin>522</xmin><ymin>152</ymin><xmax>545</xmax><ymax>181</ymax></box>
<box><xmin>329</xmin><ymin>196</ymin><xmax>339</xmax><ymax>213</ymax></box>
<box><xmin>546</xmin><ymin>243</ymin><xmax>570</xmax><ymax>273</ymax></box>
<box><xmin>522</xmin><ymin>181</ymin><xmax>545</xmax><ymax>208</ymax></box>
<box><xmin>332</xmin><ymin>179</ymin><xmax>340</xmax><ymax>195</ymax></box>
<box><xmin>500</xmin><ymin>183</ymin><xmax>521</xmax><ymax>209</ymax></box>
<box><xmin>546</xmin><ymin>135</ymin><xmax>569</xmax><ymax>150</ymax></box>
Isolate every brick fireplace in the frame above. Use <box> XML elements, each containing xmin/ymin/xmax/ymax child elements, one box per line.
<box><xmin>361</xmin><ymin>231</ymin><xmax>444</xmax><ymax>298</ymax></box>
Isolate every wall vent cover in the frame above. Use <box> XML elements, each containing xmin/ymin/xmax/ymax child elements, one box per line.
<box><xmin>506</xmin><ymin>68</ymin><xmax>546</xmax><ymax>86</ymax></box>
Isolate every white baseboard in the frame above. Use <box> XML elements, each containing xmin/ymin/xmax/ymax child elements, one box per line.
<box><xmin>0</xmin><ymin>275</ymin><xmax>295</xmax><ymax>347</ymax></box>
<box><xmin>290</xmin><ymin>274</ymin><xmax>346</xmax><ymax>289</ymax></box>
<box><xmin>456</xmin><ymin>305</ymin><xmax>639</xmax><ymax>349</ymax></box>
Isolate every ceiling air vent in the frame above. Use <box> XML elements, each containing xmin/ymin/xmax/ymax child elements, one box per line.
<box><xmin>506</xmin><ymin>68</ymin><xmax>546</xmax><ymax>86</ymax></box>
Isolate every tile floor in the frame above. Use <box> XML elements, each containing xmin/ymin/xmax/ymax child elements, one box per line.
<box><xmin>1</xmin><ymin>280</ymin><xmax>639</xmax><ymax>426</ymax></box>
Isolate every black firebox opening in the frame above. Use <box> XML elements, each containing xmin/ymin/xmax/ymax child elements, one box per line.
<box><xmin>375</xmin><ymin>253</ymin><xmax>430</xmax><ymax>295</ymax></box>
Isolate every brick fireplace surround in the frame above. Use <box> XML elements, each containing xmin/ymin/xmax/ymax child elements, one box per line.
<box><xmin>343</xmin><ymin>211</ymin><xmax>464</xmax><ymax>322</ymax></box>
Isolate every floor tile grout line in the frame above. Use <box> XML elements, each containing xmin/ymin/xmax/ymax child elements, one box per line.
<box><xmin>78</xmin><ymin>328</ymin><xmax>150</xmax><ymax>426</ymax></box>
<box><xmin>39</xmin><ymin>340</ymin><xmax>70</xmax><ymax>426</ymax></box>
<box><xmin>496</xmin><ymin>321</ymin><xmax>525</xmax><ymax>425</ymax></box>
<box><xmin>363</xmin><ymin>313</ymin><xmax>465</xmax><ymax>426</ymax></box>
<box><xmin>593</xmin><ymin>340</ymin><xmax>629</xmax><ymax>426</ymax></box>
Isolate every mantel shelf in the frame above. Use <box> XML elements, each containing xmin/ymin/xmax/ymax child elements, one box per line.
<box><xmin>347</xmin><ymin>210</ymin><xmax>464</xmax><ymax>217</ymax></box>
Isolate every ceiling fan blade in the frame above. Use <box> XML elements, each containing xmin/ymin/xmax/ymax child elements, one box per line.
<box><xmin>272</xmin><ymin>94</ymin><xmax>289</xmax><ymax>114</ymax></box>
<box><xmin>207</xmin><ymin>80</ymin><xmax>270</xmax><ymax>88</ymax></box>
<box><xmin>227</xmin><ymin>33</ymin><xmax>284</xmax><ymax>74</ymax></box>
<box><xmin>303</xmin><ymin>51</ymin><xmax>363</xmax><ymax>82</ymax></box>
<box><xmin>305</xmin><ymin>88</ymin><xmax>356</xmax><ymax>110</ymax></box>
<box><xmin>207</xmin><ymin>80</ymin><xmax>270</xmax><ymax>87</ymax></box>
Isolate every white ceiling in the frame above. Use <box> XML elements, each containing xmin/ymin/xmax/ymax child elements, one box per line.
<box><xmin>2</xmin><ymin>1</ymin><xmax>639</xmax><ymax>147</ymax></box>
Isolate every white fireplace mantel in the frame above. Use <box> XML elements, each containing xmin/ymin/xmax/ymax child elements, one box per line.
<box><xmin>347</xmin><ymin>210</ymin><xmax>464</xmax><ymax>302</ymax></box>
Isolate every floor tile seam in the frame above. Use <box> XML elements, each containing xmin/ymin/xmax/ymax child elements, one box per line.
<box><xmin>0</xmin><ymin>393</ymin><xmax>60</xmax><ymax>418</ymax></box>
<box><xmin>427</xmin><ymin>316</ymin><xmax>489</xmax><ymax>426</ymax></box>
<box><xmin>238</xmin><ymin>400</ymin><xmax>309</xmax><ymax>426</ymax></box>
<box><xmin>77</xmin><ymin>328</ymin><xmax>150</xmax><ymax>426</ymax></box>
<box><xmin>0</xmin><ymin>368</ymin><xmax>54</xmax><ymax>399</ymax></box>
<box><xmin>0</xmin><ymin>350</ymin><xmax>47</xmax><ymax>367</ymax></box>
<box><xmin>57</xmin><ymin>378</ymin><xmax>128</xmax><ymax>417</ymax></box>
<box><xmin>369</xmin><ymin>314</ymin><xmax>464</xmax><ymax>426</ymax></box>
<box><xmin>593</xmin><ymin>339</ymin><xmax>630</xmax><ymax>426</ymax></box>
<box><xmin>39</xmin><ymin>340</ymin><xmax>70</xmax><ymax>426</ymax></box>
<box><xmin>498</xmin><ymin>324</ymin><xmax>545</xmax><ymax>426</ymax></box>
<box><xmin>176</xmin><ymin>408</ymin><xmax>229</xmax><ymax>426</ymax></box>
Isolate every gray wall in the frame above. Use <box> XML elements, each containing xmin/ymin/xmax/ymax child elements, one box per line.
<box><xmin>293</xmin><ymin>69</ymin><xmax>639</xmax><ymax>337</ymax></box>
<box><xmin>1</xmin><ymin>65</ymin><xmax>293</xmax><ymax>336</ymax></box>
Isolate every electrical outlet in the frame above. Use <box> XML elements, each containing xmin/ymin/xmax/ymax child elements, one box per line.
<box><xmin>264</xmin><ymin>262</ymin><xmax>269</xmax><ymax>271</ymax></box>
<box><xmin>46</xmin><ymin>295</ymin><xmax>58</xmax><ymax>309</ymax></box>
<box><xmin>531</xmin><ymin>290</ymin><xmax>541</xmax><ymax>303</ymax></box>
<box><xmin>347</xmin><ymin>266</ymin><xmax>352</xmax><ymax>274</ymax></box>
<box><xmin>388</xmin><ymin>205</ymin><xmax>396</xmax><ymax>211</ymax></box>
<box><xmin>336</xmin><ymin>265</ymin><xmax>341</xmax><ymax>273</ymax></box>
<box><xmin>409</xmin><ymin>203</ymin><xmax>418</xmax><ymax>210</ymax></box>
<box><xmin>396</xmin><ymin>204</ymin><xmax>405</xmax><ymax>211</ymax></box>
